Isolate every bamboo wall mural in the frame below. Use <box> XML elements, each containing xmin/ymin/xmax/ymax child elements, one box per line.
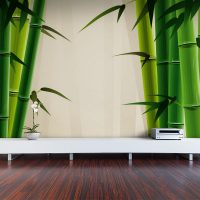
<box><xmin>12</xmin><ymin>0</ymin><xmax>46</xmax><ymax>138</ymax></box>
<box><xmin>80</xmin><ymin>0</ymin><xmax>200</xmax><ymax>138</ymax></box>
<box><xmin>12</xmin><ymin>0</ymin><xmax>70</xmax><ymax>138</ymax></box>
<box><xmin>0</xmin><ymin>3</ymin><xmax>11</xmax><ymax>137</ymax></box>
<box><xmin>0</xmin><ymin>0</ymin><xmax>34</xmax><ymax>137</ymax></box>
<box><xmin>176</xmin><ymin>0</ymin><xmax>200</xmax><ymax>137</ymax></box>
<box><xmin>81</xmin><ymin>0</ymin><xmax>159</xmax><ymax>133</ymax></box>
<box><xmin>155</xmin><ymin>0</ymin><xmax>169</xmax><ymax>128</ymax></box>
<box><xmin>135</xmin><ymin>0</ymin><xmax>159</xmax><ymax>131</ymax></box>
<box><xmin>167</xmin><ymin>0</ymin><xmax>184</xmax><ymax>129</ymax></box>
<box><xmin>0</xmin><ymin>0</ymin><xmax>70</xmax><ymax>138</ymax></box>
<box><xmin>198</xmin><ymin>11</ymin><xmax>200</xmax><ymax>76</ymax></box>
<box><xmin>9</xmin><ymin>0</ymin><xmax>29</xmax><ymax>137</ymax></box>
<box><xmin>1</xmin><ymin>0</ymin><xmax>200</xmax><ymax>138</ymax></box>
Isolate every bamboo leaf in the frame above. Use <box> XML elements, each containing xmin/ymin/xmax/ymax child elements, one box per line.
<box><xmin>183</xmin><ymin>0</ymin><xmax>192</xmax><ymax>21</ymax></box>
<box><xmin>150</xmin><ymin>95</ymin><xmax>176</xmax><ymax>104</ymax></box>
<box><xmin>170</xmin><ymin>13</ymin><xmax>184</xmax><ymax>37</ymax></box>
<box><xmin>190</xmin><ymin>0</ymin><xmax>200</xmax><ymax>18</ymax></box>
<box><xmin>5</xmin><ymin>0</ymin><xmax>18</xmax><ymax>27</ymax></box>
<box><xmin>19</xmin><ymin>0</ymin><xmax>28</xmax><ymax>30</ymax></box>
<box><xmin>10</xmin><ymin>52</ymin><xmax>27</xmax><ymax>66</ymax></box>
<box><xmin>155</xmin><ymin>100</ymin><xmax>169</xmax><ymax>122</ymax></box>
<box><xmin>143</xmin><ymin>103</ymin><xmax>160</xmax><ymax>114</ymax></box>
<box><xmin>116</xmin><ymin>51</ymin><xmax>150</xmax><ymax>58</ymax></box>
<box><xmin>159</xmin><ymin>1</ymin><xmax>185</xmax><ymax>19</ymax></box>
<box><xmin>132</xmin><ymin>0</ymin><xmax>157</xmax><ymax>29</ymax></box>
<box><xmin>40</xmin><ymin>87</ymin><xmax>71</xmax><ymax>101</ymax></box>
<box><xmin>15</xmin><ymin>1</ymin><xmax>42</xmax><ymax>20</ymax></box>
<box><xmin>132</xmin><ymin>1</ymin><xmax>148</xmax><ymax>29</ymax></box>
<box><xmin>182</xmin><ymin>5</ymin><xmax>192</xmax><ymax>21</ymax></box>
<box><xmin>155</xmin><ymin>17</ymin><xmax>177</xmax><ymax>40</ymax></box>
<box><xmin>157</xmin><ymin>0</ymin><xmax>196</xmax><ymax>33</ymax></box>
<box><xmin>125</xmin><ymin>101</ymin><xmax>163</xmax><ymax>120</ymax></box>
<box><xmin>42</xmin><ymin>25</ymin><xmax>70</xmax><ymax>41</ymax></box>
<box><xmin>6</xmin><ymin>0</ymin><xmax>40</xmax><ymax>27</ymax></box>
<box><xmin>169</xmin><ymin>97</ymin><xmax>177</xmax><ymax>105</ymax></box>
<box><xmin>147</xmin><ymin>0</ymin><xmax>157</xmax><ymax>26</ymax></box>
<box><xmin>196</xmin><ymin>37</ymin><xmax>200</xmax><ymax>48</ymax></box>
<box><xmin>125</xmin><ymin>95</ymin><xmax>177</xmax><ymax>122</ymax></box>
<box><xmin>80</xmin><ymin>5</ymin><xmax>122</xmax><ymax>31</ymax></box>
<box><xmin>124</xmin><ymin>102</ymin><xmax>156</xmax><ymax>106</ymax></box>
<box><xmin>141</xmin><ymin>60</ymin><xmax>149</xmax><ymax>67</ymax></box>
<box><xmin>11</xmin><ymin>17</ymin><xmax>17</xmax><ymax>27</ymax></box>
<box><xmin>116</xmin><ymin>51</ymin><xmax>150</xmax><ymax>67</ymax></box>
<box><xmin>41</xmin><ymin>28</ymin><xmax>56</xmax><ymax>40</ymax></box>
<box><xmin>37</xmin><ymin>98</ymin><xmax>51</xmax><ymax>115</ymax></box>
<box><xmin>4</xmin><ymin>52</ymin><xmax>26</xmax><ymax>68</ymax></box>
<box><xmin>149</xmin><ymin>94</ymin><xmax>175</xmax><ymax>101</ymax></box>
<box><xmin>117</xmin><ymin>5</ymin><xmax>125</xmax><ymax>22</ymax></box>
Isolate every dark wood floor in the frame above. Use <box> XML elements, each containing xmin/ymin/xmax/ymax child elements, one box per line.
<box><xmin>0</xmin><ymin>154</ymin><xmax>200</xmax><ymax>200</ymax></box>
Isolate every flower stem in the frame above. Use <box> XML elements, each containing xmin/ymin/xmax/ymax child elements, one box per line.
<box><xmin>33</xmin><ymin>110</ymin><xmax>35</xmax><ymax>127</ymax></box>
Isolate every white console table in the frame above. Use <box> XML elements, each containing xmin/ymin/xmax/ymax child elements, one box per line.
<box><xmin>0</xmin><ymin>138</ymin><xmax>199</xmax><ymax>161</ymax></box>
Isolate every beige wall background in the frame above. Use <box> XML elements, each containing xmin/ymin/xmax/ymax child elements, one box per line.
<box><xmin>26</xmin><ymin>0</ymin><xmax>156</xmax><ymax>137</ymax></box>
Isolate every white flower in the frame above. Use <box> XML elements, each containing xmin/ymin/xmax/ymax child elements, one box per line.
<box><xmin>31</xmin><ymin>104</ymin><xmax>37</xmax><ymax>109</ymax></box>
<box><xmin>33</xmin><ymin>108</ymin><xmax>38</xmax><ymax>113</ymax></box>
<box><xmin>31</xmin><ymin>101</ymin><xmax>39</xmax><ymax>112</ymax></box>
<box><xmin>33</xmin><ymin>101</ymin><xmax>38</xmax><ymax>106</ymax></box>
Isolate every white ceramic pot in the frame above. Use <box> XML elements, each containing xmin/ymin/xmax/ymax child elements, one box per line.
<box><xmin>25</xmin><ymin>132</ymin><xmax>40</xmax><ymax>140</ymax></box>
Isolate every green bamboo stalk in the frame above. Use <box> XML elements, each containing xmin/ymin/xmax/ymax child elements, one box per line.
<box><xmin>9</xmin><ymin>1</ymin><xmax>29</xmax><ymax>137</ymax></box>
<box><xmin>155</xmin><ymin>0</ymin><xmax>169</xmax><ymax>128</ymax></box>
<box><xmin>0</xmin><ymin>4</ymin><xmax>11</xmax><ymax>137</ymax></box>
<box><xmin>176</xmin><ymin>0</ymin><xmax>200</xmax><ymax>137</ymax></box>
<box><xmin>167</xmin><ymin>0</ymin><xmax>184</xmax><ymax>129</ymax></box>
<box><xmin>12</xmin><ymin>0</ymin><xmax>45</xmax><ymax>138</ymax></box>
<box><xmin>136</xmin><ymin>0</ymin><xmax>159</xmax><ymax>132</ymax></box>
<box><xmin>198</xmin><ymin>11</ymin><xmax>200</xmax><ymax>76</ymax></box>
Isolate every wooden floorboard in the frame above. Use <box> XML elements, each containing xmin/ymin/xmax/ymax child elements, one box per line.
<box><xmin>0</xmin><ymin>154</ymin><xmax>200</xmax><ymax>200</ymax></box>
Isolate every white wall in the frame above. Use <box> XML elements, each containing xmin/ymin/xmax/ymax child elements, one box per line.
<box><xmin>26</xmin><ymin>0</ymin><xmax>154</xmax><ymax>137</ymax></box>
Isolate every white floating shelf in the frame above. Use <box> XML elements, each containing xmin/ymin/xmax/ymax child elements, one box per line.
<box><xmin>0</xmin><ymin>138</ymin><xmax>199</xmax><ymax>161</ymax></box>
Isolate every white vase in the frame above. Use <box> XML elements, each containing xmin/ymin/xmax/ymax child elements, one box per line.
<box><xmin>25</xmin><ymin>132</ymin><xmax>40</xmax><ymax>140</ymax></box>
